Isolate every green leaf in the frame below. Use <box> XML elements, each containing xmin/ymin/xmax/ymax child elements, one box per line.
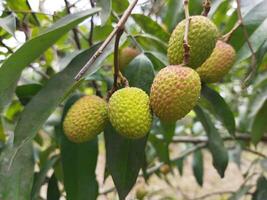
<box><xmin>161</xmin><ymin>0</ymin><xmax>183</xmax><ymax>32</ymax></box>
<box><xmin>0</xmin><ymin>117</ymin><xmax>5</xmax><ymax>142</ymax></box>
<box><xmin>175</xmin><ymin>157</ymin><xmax>184</xmax><ymax>176</ymax></box>
<box><xmin>0</xmin><ymin>143</ymin><xmax>34</xmax><ymax>200</ymax></box>
<box><xmin>123</xmin><ymin>54</ymin><xmax>155</xmax><ymax>94</ymax></box>
<box><xmin>31</xmin><ymin>155</ymin><xmax>59</xmax><ymax>200</ymax></box>
<box><xmin>104</xmin><ymin>123</ymin><xmax>147</xmax><ymax>199</ymax></box>
<box><xmin>97</xmin><ymin>0</ymin><xmax>111</xmax><ymax>25</ymax></box>
<box><xmin>252</xmin><ymin>176</ymin><xmax>267</xmax><ymax>200</ymax></box>
<box><xmin>236</xmin><ymin>18</ymin><xmax>267</xmax><ymax>63</ymax></box>
<box><xmin>132</xmin><ymin>14</ymin><xmax>170</xmax><ymax>42</ymax></box>
<box><xmin>194</xmin><ymin>106</ymin><xmax>229</xmax><ymax>178</ymax></box>
<box><xmin>60</xmin><ymin>95</ymin><xmax>98</xmax><ymax>200</ymax></box>
<box><xmin>243</xmin><ymin>0</ymin><xmax>267</xmax><ymax>25</ymax></box>
<box><xmin>0</xmin><ymin>8</ymin><xmax>100</xmax><ymax>112</ymax></box>
<box><xmin>104</xmin><ymin>54</ymin><xmax>155</xmax><ymax>199</ymax></box>
<box><xmin>15</xmin><ymin>84</ymin><xmax>43</xmax><ymax>106</ymax></box>
<box><xmin>47</xmin><ymin>173</ymin><xmax>60</xmax><ymax>200</ymax></box>
<box><xmin>149</xmin><ymin>134</ymin><xmax>170</xmax><ymax>163</ymax></box>
<box><xmin>0</xmin><ymin>44</ymin><xmax>102</xmax><ymax>200</ymax></box>
<box><xmin>160</xmin><ymin>121</ymin><xmax>176</xmax><ymax>145</ymax></box>
<box><xmin>13</xmin><ymin>44</ymin><xmax>101</xmax><ymax>147</ymax></box>
<box><xmin>251</xmin><ymin>101</ymin><xmax>267</xmax><ymax>145</ymax></box>
<box><xmin>144</xmin><ymin>51</ymin><xmax>168</xmax><ymax>70</ymax></box>
<box><xmin>135</xmin><ymin>34</ymin><xmax>167</xmax><ymax>54</ymax></box>
<box><xmin>201</xmin><ymin>85</ymin><xmax>236</xmax><ymax>136</ymax></box>
<box><xmin>112</xmin><ymin>0</ymin><xmax>129</xmax><ymax>14</ymax></box>
<box><xmin>0</xmin><ymin>14</ymin><xmax>16</xmax><ymax>36</ymax></box>
<box><xmin>192</xmin><ymin>149</ymin><xmax>204</xmax><ymax>186</ymax></box>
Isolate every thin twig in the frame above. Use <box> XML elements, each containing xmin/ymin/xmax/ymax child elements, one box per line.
<box><xmin>107</xmin><ymin>28</ymin><xmax>129</xmax><ymax>99</ymax></box>
<box><xmin>244</xmin><ymin>148</ymin><xmax>267</xmax><ymax>158</ymax></box>
<box><xmin>201</xmin><ymin>0</ymin><xmax>211</xmax><ymax>17</ymax></box>
<box><xmin>29</xmin><ymin>65</ymin><xmax>50</xmax><ymax>79</ymax></box>
<box><xmin>146</xmin><ymin>143</ymin><xmax>206</xmax><ymax>175</ymax></box>
<box><xmin>183</xmin><ymin>0</ymin><xmax>191</xmax><ymax>65</ymax></box>
<box><xmin>88</xmin><ymin>0</ymin><xmax>95</xmax><ymax>46</ymax></box>
<box><xmin>170</xmin><ymin>134</ymin><xmax>267</xmax><ymax>143</ymax></box>
<box><xmin>235</xmin><ymin>0</ymin><xmax>257</xmax><ymax>87</ymax></box>
<box><xmin>192</xmin><ymin>190</ymin><xmax>235</xmax><ymax>200</ymax></box>
<box><xmin>64</xmin><ymin>0</ymin><xmax>81</xmax><ymax>49</ymax></box>
<box><xmin>74</xmin><ymin>0</ymin><xmax>139</xmax><ymax>81</ymax></box>
<box><xmin>222</xmin><ymin>20</ymin><xmax>242</xmax><ymax>42</ymax></box>
<box><xmin>91</xmin><ymin>80</ymin><xmax>102</xmax><ymax>97</ymax></box>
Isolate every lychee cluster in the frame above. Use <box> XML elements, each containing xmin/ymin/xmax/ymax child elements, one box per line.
<box><xmin>63</xmin><ymin>15</ymin><xmax>236</xmax><ymax>143</ymax></box>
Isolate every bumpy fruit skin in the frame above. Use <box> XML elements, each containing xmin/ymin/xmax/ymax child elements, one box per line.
<box><xmin>168</xmin><ymin>16</ymin><xmax>218</xmax><ymax>69</ymax></box>
<box><xmin>63</xmin><ymin>95</ymin><xmax>108</xmax><ymax>143</ymax></box>
<box><xmin>150</xmin><ymin>65</ymin><xmax>201</xmax><ymax>122</ymax></box>
<box><xmin>119</xmin><ymin>47</ymin><xmax>140</xmax><ymax>70</ymax></box>
<box><xmin>196</xmin><ymin>40</ymin><xmax>236</xmax><ymax>83</ymax></box>
<box><xmin>108</xmin><ymin>87</ymin><xmax>152</xmax><ymax>139</ymax></box>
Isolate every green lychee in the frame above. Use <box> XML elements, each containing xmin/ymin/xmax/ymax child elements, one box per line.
<box><xmin>63</xmin><ymin>95</ymin><xmax>108</xmax><ymax>143</ymax></box>
<box><xmin>108</xmin><ymin>87</ymin><xmax>152</xmax><ymax>139</ymax></box>
<box><xmin>150</xmin><ymin>65</ymin><xmax>201</xmax><ymax>122</ymax></box>
<box><xmin>119</xmin><ymin>47</ymin><xmax>140</xmax><ymax>70</ymax></box>
<box><xmin>196</xmin><ymin>40</ymin><xmax>236</xmax><ymax>83</ymax></box>
<box><xmin>167</xmin><ymin>16</ymin><xmax>218</xmax><ymax>69</ymax></box>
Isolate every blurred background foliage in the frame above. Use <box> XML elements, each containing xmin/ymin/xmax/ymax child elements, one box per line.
<box><xmin>0</xmin><ymin>0</ymin><xmax>267</xmax><ymax>199</ymax></box>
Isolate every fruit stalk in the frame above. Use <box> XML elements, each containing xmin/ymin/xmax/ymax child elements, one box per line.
<box><xmin>201</xmin><ymin>0</ymin><xmax>211</xmax><ymax>17</ymax></box>
<box><xmin>75</xmin><ymin>0</ymin><xmax>139</xmax><ymax>80</ymax></box>
<box><xmin>183</xmin><ymin>0</ymin><xmax>191</xmax><ymax>65</ymax></box>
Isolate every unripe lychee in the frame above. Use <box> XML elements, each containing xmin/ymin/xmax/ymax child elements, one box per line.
<box><xmin>150</xmin><ymin>65</ymin><xmax>201</xmax><ymax>122</ymax></box>
<box><xmin>63</xmin><ymin>95</ymin><xmax>108</xmax><ymax>143</ymax></box>
<box><xmin>108</xmin><ymin>87</ymin><xmax>152</xmax><ymax>139</ymax></box>
<box><xmin>119</xmin><ymin>47</ymin><xmax>140</xmax><ymax>70</ymax></box>
<box><xmin>196</xmin><ymin>40</ymin><xmax>236</xmax><ymax>83</ymax></box>
<box><xmin>168</xmin><ymin>16</ymin><xmax>218</xmax><ymax>69</ymax></box>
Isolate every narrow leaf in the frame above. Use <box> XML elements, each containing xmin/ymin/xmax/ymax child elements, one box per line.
<box><xmin>123</xmin><ymin>54</ymin><xmax>155</xmax><ymax>94</ymax></box>
<box><xmin>0</xmin><ymin>8</ymin><xmax>100</xmax><ymax>111</ymax></box>
<box><xmin>47</xmin><ymin>173</ymin><xmax>60</xmax><ymax>200</ymax></box>
<box><xmin>201</xmin><ymin>85</ymin><xmax>236</xmax><ymax>136</ymax></box>
<box><xmin>0</xmin><ymin>143</ymin><xmax>34</xmax><ymax>200</ymax></box>
<box><xmin>194</xmin><ymin>106</ymin><xmax>229</xmax><ymax>177</ymax></box>
<box><xmin>104</xmin><ymin>53</ymin><xmax>155</xmax><ymax>199</ymax></box>
<box><xmin>60</xmin><ymin>95</ymin><xmax>98</xmax><ymax>200</ymax></box>
<box><xmin>15</xmin><ymin>84</ymin><xmax>43</xmax><ymax>105</ymax></box>
<box><xmin>192</xmin><ymin>149</ymin><xmax>204</xmax><ymax>186</ymax></box>
<box><xmin>0</xmin><ymin>14</ymin><xmax>16</xmax><ymax>36</ymax></box>
<box><xmin>251</xmin><ymin>100</ymin><xmax>267</xmax><ymax>145</ymax></box>
<box><xmin>31</xmin><ymin>155</ymin><xmax>59</xmax><ymax>200</ymax></box>
<box><xmin>252</xmin><ymin>176</ymin><xmax>267</xmax><ymax>200</ymax></box>
<box><xmin>132</xmin><ymin>14</ymin><xmax>170</xmax><ymax>42</ymax></box>
<box><xmin>97</xmin><ymin>0</ymin><xmax>111</xmax><ymax>25</ymax></box>
<box><xmin>236</xmin><ymin>18</ymin><xmax>267</xmax><ymax>63</ymax></box>
<box><xmin>104</xmin><ymin>123</ymin><xmax>147</xmax><ymax>199</ymax></box>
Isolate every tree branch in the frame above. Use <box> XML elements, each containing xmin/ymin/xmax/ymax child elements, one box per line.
<box><xmin>107</xmin><ymin>28</ymin><xmax>129</xmax><ymax>99</ymax></box>
<box><xmin>146</xmin><ymin>143</ymin><xmax>206</xmax><ymax>175</ymax></box>
<box><xmin>74</xmin><ymin>0</ymin><xmax>139</xmax><ymax>81</ymax></box>
<box><xmin>170</xmin><ymin>134</ymin><xmax>267</xmax><ymax>143</ymax></box>
<box><xmin>235</xmin><ymin>0</ymin><xmax>257</xmax><ymax>87</ymax></box>
<box><xmin>64</xmin><ymin>0</ymin><xmax>81</xmax><ymax>49</ymax></box>
<box><xmin>183</xmin><ymin>0</ymin><xmax>191</xmax><ymax>66</ymax></box>
<box><xmin>222</xmin><ymin>20</ymin><xmax>242</xmax><ymax>42</ymax></box>
<box><xmin>201</xmin><ymin>0</ymin><xmax>211</xmax><ymax>17</ymax></box>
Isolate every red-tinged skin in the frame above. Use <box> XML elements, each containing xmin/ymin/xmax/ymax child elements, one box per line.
<box><xmin>150</xmin><ymin>65</ymin><xmax>201</xmax><ymax>122</ymax></box>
